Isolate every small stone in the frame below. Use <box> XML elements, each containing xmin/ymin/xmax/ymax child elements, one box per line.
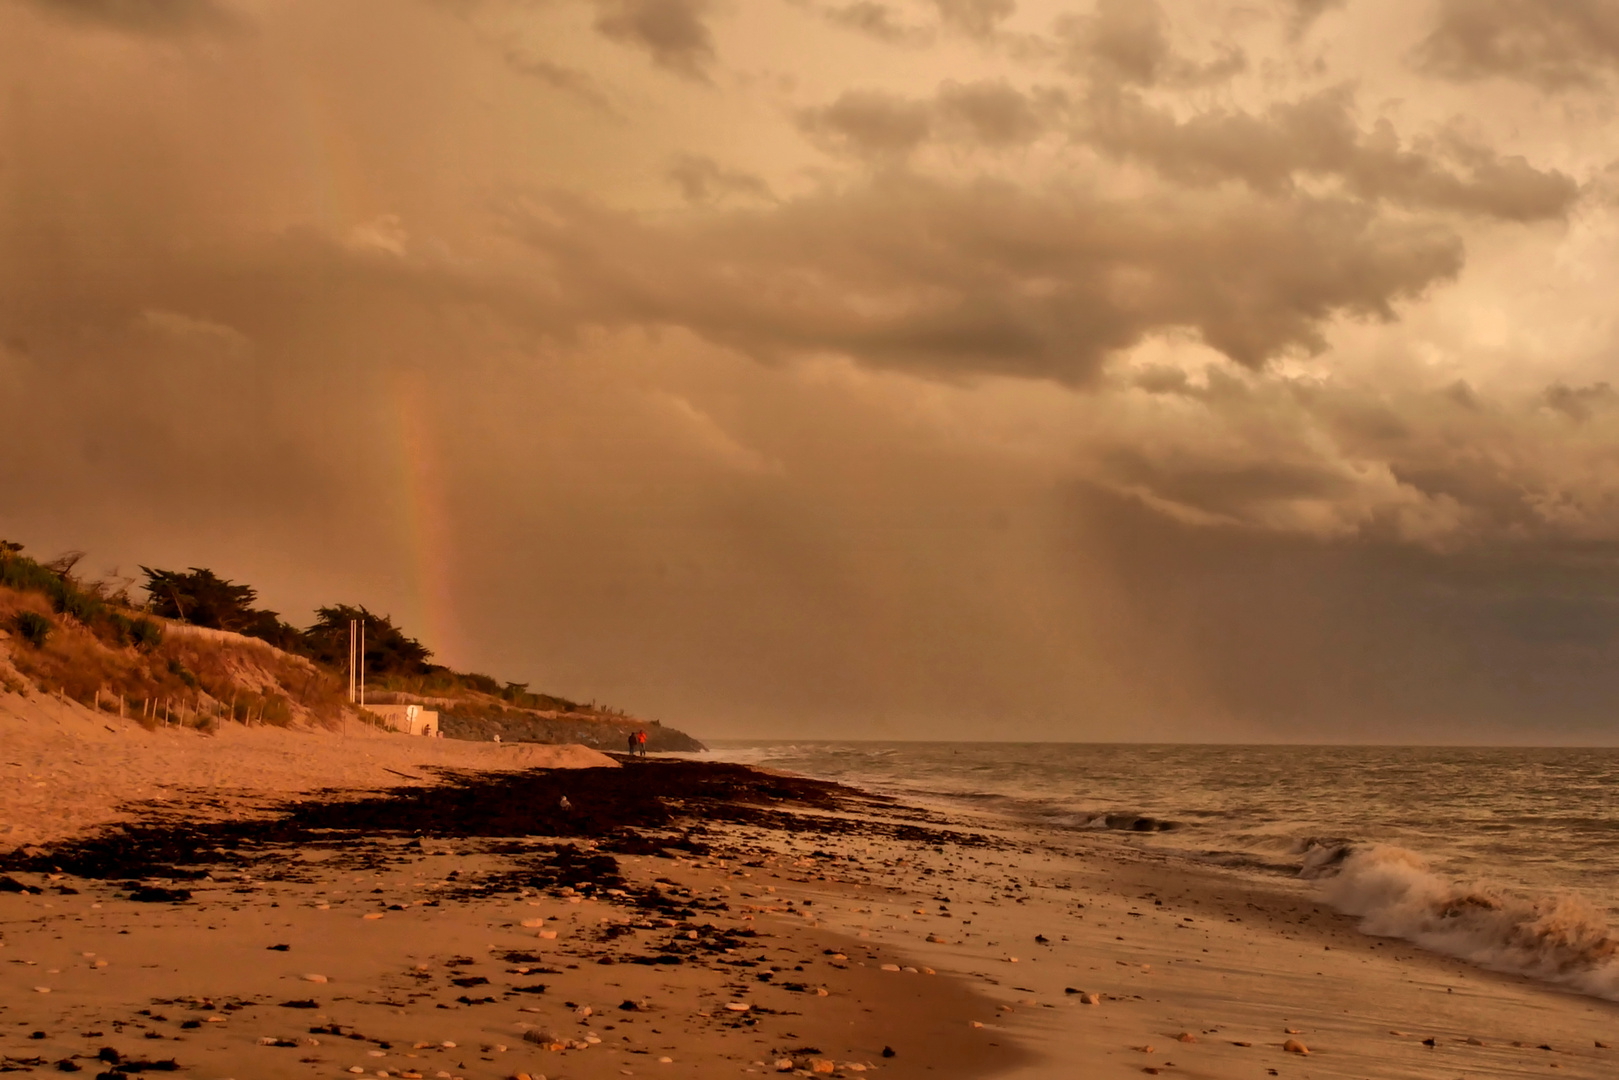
<box><xmin>363</xmin><ymin>913</ymin><xmax>385</xmax><ymax>920</ymax></box>
<box><xmin>725</xmin><ymin>1003</ymin><xmax>750</xmax><ymax>1012</ymax></box>
<box><xmin>1133</xmin><ymin>1045</ymin><xmax>1154</xmax><ymax>1054</ymax></box>
<box><xmin>880</xmin><ymin>964</ymin><xmax>901</xmax><ymax>972</ymax></box>
<box><xmin>349</xmin><ymin>1069</ymin><xmax>365</xmax><ymax>1075</ymax></box>
<box><xmin>1283</xmin><ymin>1039</ymin><xmax>1309</xmax><ymax>1055</ymax></box>
<box><xmin>538</xmin><ymin>930</ymin><xmax>558</xmax><ymax>939</ymax></box>
<box><xmin>657</xmin><ymin>1057</ymin><xmax>672</xmax><ymax>1064</ymax></box>
<box><xmin>810</xmin><ymin>1059</ymin><xmax>835</xmax><ymax>1074</ymax></box>
<box><xmin>881</xmin><ymin>1047</ymin><xmax>895</xmax><ymax>1058</ymax></box>
<box><xmin>815</xmin><ymin>988</ymin><xmax>829</xmax><ymax>996</ymax></box>
<box><xmin>33</xmin><ymin>986</ymin><xmax>50</xmax><ymax>994</ymax></box>
<box><xmin>302</xmin><ymin>974</ymin><xmax>329</xmax><ymax>983</ymax></box>
<box><xmin>1176</xmin><ymin>1033</ymin><xmax>1196</xmax><ymax>1043</ymax></box>
<box><xmin>775</xmin><ymin>1061</ymin><xmax>794</xmax><ymax>1073</ymax></box>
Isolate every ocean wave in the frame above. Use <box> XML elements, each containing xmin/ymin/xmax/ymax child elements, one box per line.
<box><xmin>1309</xmin><ymin>844</ymin><xmax>1619</xmax><ymax>1001</ymax></box>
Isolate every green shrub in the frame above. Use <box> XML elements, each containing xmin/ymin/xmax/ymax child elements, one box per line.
<box><xmin>167</xmin><ymin>657</ymin><xmax>198</xmax><ymax>688</ymax></box>
<box><xmin>14</xmin><ymin>611</ymin><xmax>51</xmax><ymax>648</ymax></box>
<box><xmin>0</xmin><ymin>553</ymin><xmax>59</xmax><ymax>596</ymax></box>
<box><xmin>52</xmin><ymin>585</ymin><xmax>102</xmax><ymax>623</ymax></box>
<box><xmin>130</xmin><ymin>618</ymin><xmax>163</xmax><ymax>650</ymax></box>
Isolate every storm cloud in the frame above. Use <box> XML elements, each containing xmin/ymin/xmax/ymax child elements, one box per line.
<box><xmin>3</xmin><ymin>0</ymin><xmax>1618</xmax><ymax>741</ymax></box>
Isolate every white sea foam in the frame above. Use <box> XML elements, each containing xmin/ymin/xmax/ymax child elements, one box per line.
<box><xmin>1311</xmin><ymin>844</ymin><xmax>1619</xmax><ymax>1000</ymax></box>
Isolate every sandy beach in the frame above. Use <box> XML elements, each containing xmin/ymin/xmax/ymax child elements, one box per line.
<box><xmin>3</xmin><ymin>704</ymin><xmax>1617</xmax><ymax>1079</ymax></box>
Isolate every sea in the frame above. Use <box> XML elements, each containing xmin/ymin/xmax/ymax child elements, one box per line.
<box><xmin>691</xmin><ymin>741</ymin><xmax>1619</xmax><ymax>1001</ymax></box>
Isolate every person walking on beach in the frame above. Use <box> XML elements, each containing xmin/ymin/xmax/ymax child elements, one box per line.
<box><xmin>627</xmin><ymin>730</ymin><xmax>638</xmax><ymax>756</ymax></box>
<box><xmin>636</xmin><ymin>729</ymin><xmax>648</xmax><ymax>757</ymax></box>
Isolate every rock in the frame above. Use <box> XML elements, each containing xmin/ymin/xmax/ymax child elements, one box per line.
<box><xmin>1175</xmin><ymin>1032</ymin><xmax>1196</xmax><ymax>1043</ymax></box>
<box><xmin>881</xmin><ymin>1047</ymin><xmax>895</xmax><ymax>1058</ymax></box>
<box><xmin>1597</xmin><ymin>1041</ymin><xmax>1610</xmax><ymax>1049</ymax></box>
<box><xmin>1133</xmin><ymin>1045</ymin><xmax>1154</xmax><ymax>1054</ymax></box>
<box><xmin>1283</xmin><ymin>1039</ymin><xmax>1309</xmax><ymax>1055</ymax></box>
<box><xmin>810</xmin><ymin>1060</ymin><xmax>835</xmax><ymax>1074</ymax></box>
<box><xmin>725</xmin><ymin>1002</ymin><xmax>750</xmax><ymax>1012</ymax></box>
<box><xmin>302</xmin><ymin>974</ymin><xmax>329</xmax><ymax>983</ymax></box>
<box><xmin>1466</xmin><ymin>1037</ymin><xmax>1485</xmax><ymax>1046</ymax></box>
<box><xmin>1422</xmin><ymin>1037</ymin><xmax>1436</xmax><ymax>1048</ymax></box>
<box><xmin>775</xmin><ymin>1060</ymin><xmax>794</xmax><ymax>1072</ymax></box>
<box><xmin>363</xmin><ymin>912</ymin><xmax>385</xmax><ymax>920</ymax></box>
<box><xmin>1284</xmin><ymin>1028</ymin><xmax>1301</xmax><ymax>1035</ymax></box>
<box><xmin>521</xmin><ymin>919</ymin><xmax>545</xmax><ymax>928</ymax></box>
<box><xmin>880</xmin><ymin>964</ymin><xmax>901</xmax><ymax>972</ymax></box>
<box><xmin>538</xmin><ymin>930</ymin><xmax>558</xmax><ymax>940</ymax></box>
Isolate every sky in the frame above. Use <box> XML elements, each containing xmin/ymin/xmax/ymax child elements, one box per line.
<box><xmin>3</xmin><ymin>0</ymin><xmax>1619</xmax><ymax>743</ymax></box>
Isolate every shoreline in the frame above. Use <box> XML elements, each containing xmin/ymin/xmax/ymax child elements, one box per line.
<box><xmin>2</xmin><ymin>724</ymin><xmax>1618</xmax><ymax>1078</ymax></box>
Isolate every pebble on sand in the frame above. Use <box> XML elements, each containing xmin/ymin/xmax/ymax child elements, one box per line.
<box><xmin>302</xmin><ymin>974</ymin><xmax>330</xmax><ymax>983</ymax></box>
<box><xmin>1175</xmin><ymin>1033</ymin><xmax>1196</xmax><ymax>1043</ymax></box>
<box><xmin>725</xmin><ymin>1002</ymin><xmax>751</xmax><ymax>1012</ymax></box>
<box><xmin>1283</xmin><ymin>1039</ymin><xmax>1309</xmax><ymax>1055</ymax></box>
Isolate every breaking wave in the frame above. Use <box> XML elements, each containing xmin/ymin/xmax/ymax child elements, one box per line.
<box><xmin>1306</xmin><ymin>843</ymin><xmax>1619</xmax><ymax>1001</ymax></box>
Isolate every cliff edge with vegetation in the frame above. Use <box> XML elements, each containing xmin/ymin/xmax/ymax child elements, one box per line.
<box><xmin>0</xmin><ymin>541</ymin><xmax>703</xmax><ymax>751</ymax></box>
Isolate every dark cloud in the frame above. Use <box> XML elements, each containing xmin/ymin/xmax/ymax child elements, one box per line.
<box><xmin>797</xmin><ymin>90</ymin><xmax>935</xmax><ymax>158</ymax></box>
<box><xmin>503</xmin><ymin>50</ymin><xmax>618</xmax><ymax>114</ymax></box>
<box><xmin>592</xmin><ymin>0</ymin><xmax>716</xmax><ymax>80</ymax></box>
<box><xmin>1283</xmin><ymin>0</ymin><xmax>1345</xmax><ymax>36</ymax></box>
<box><xmin>798</xmin><ymin>80</ymin><xmax>1065</xmax><ymax>159</ymax></box>
<box><xmin>1543</xmin><ymin>381</ymin><xmax>1616</xmax><ymax>422</ymax></box>
<box><xmin>1416</xmin><ymin>0</ymin><xmax>1619</xmax><ymax>89</ymax></box>
<box><xmin>1059</xmin><ymin>0</ymin><xmax>1245</xmax><ymax>88</ymax></box>
<box><xmin>928</xmin><ymin>0</ymin><xmax>1013</xmax><ymax>39</ymax></box>
<box><xmin>509</xmin><ymin>176</ymin><xmax>1462</xmax><ymax>378</ymax></box>
<box><xmin>666</xmin><ymin>154</ymin><xmax>772</xmax><ymax>203</ymax></box>
<box><xmin>18</xmin><ymin>0</ymin><xmax>237</xmax><ymax>33</ymax></box>
<box><xmin>803</xmin><ymin>0</ymin><xmax>931</xmax><ymax>45</ymax></box>
<box><xmin>1083</xmin><ymin>85</ymin><xmax>1580</xmax><ymax>222</ymax></box>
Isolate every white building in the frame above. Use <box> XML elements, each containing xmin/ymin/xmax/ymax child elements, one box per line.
<box><xmin>363</xmin><ymin>703</ymin><xmax>440</xmax><ymax>736</ymax></box>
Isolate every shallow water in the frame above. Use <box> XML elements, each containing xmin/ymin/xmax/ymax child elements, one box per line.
<box><xmin>695</xmin><ymin>741</ymin><xmax>1619</xmax><ymax>999</ymax></box>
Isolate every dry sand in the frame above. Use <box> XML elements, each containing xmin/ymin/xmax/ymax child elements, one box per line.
<box><xmin>2</xmin><ymin>709</ymin><xmax>1616</xmax><ymax>1079</ymax></box>
<box><xmin>0</xmin><ymin>691</ymin><xmax>615</xmax><ymax>850</ymax></box>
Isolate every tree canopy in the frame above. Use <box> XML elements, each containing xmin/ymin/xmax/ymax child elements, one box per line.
<box><xmin>306</xmin><ymin>604</ymin><xmax>433</xmax><ymax>676</ymax></box>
